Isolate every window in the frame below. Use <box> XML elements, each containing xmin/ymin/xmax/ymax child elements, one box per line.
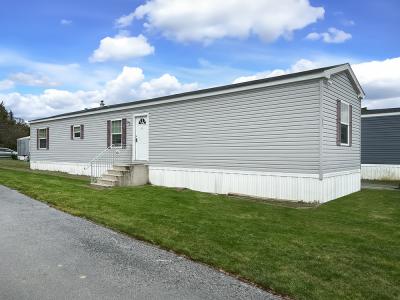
<box><xmin>73</xmin><ymin>125</ymin><xmax>81</xmax><ymax>138</ymax></box>
<box><xmin>111</xmin><ymin>120</ymin><xmax>122</xmax><ymax>147</ymax></box>
<box><xmin>340</xmin><ymin>102</ymin><xmax>350</xmax><ymax>145</ymax></box>
<box><xmin>38</xmin><ymin>128</ymin><xmax>47</xmax><ymax>149</ymax></box>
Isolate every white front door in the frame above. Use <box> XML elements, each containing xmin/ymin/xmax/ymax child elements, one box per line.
<box><xmin>134</xmin><ymin>115</ymin><xmax>148</xmax><ymax>161</ymax></box>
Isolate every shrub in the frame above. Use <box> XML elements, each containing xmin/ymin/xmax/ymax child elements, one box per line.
<box><xmin>11</xmin><ymin>153</ymin><xmax>17</xmax><ymax>160</ymax></box>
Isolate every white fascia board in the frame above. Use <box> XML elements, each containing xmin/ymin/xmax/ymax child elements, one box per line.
<box><xmin>30</xmin><ymin>72</ymin><xmax>325</xmax><ymax>124</ymax></box>
<box><xmin>323</xmin><ymin>64</ymin><xmax>365</xmax><ymax>99</ymax></box>
<box><xmin>362</xmin><ymin>112</ymin><xmax>400</xmax><ymax>118</ymax></box>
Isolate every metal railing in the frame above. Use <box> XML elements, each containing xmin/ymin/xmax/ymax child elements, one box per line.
<box><xmin>86</xmin><ymin>145</ymin><xmax>132</xmax><ymax>183</ymax></box>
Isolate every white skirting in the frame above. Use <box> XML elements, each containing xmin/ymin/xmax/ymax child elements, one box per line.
<box><xmin>149</xmin><ymin>166</ymin><xmax>361</xmax><ymax>203</ymax></box>
<box><xmin>361</xmin><ymin>164</ymin><xmax>400</xmax><ymax>180</ymax></box>
<box><xmin>30</xmin><ymin>161</ymin><xmax>361</xmax><ymax>203</ymax></box>
<box><xmin>30</xmin><ymin>161</ymin><xmax>92</xmax><ymax>176</ymax></box>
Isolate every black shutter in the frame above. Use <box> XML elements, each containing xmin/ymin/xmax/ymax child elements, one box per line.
<box><xmin>71</xmin><ymin>125</ymin><xmax>73</xmax><ymax>140</ymax></box>
<box><xmin>36</xmin><ymin>129</ymin><xmax>39</xmax><ymax>150</ymax></box>
<box><xmin>122</xmin><ymin>118</ymin><xmax>127</xmax><ymax>148</ymax></box>
<box><xmin>336</xmin><ymin>100</ymin><xmax>341</xmax><ymax>146</ymax></box>
<box><xmin>80</xmin><ymin>124</ymin><xmax>84</xmax><ymax>139</ymax></box>
<box><xmin>349</xmin><ymin>105</ymin><xmax>352</xmax><ymax>146</ymax></box>
<box><xmin>107</xmin><ymin>120</ymin><xmax>111</xmax><ymax>147</ymax></box>
<box><xmin>46</xmin><ymin>127</ymin><xmax>49</xmax><ymax>150</ymax></box>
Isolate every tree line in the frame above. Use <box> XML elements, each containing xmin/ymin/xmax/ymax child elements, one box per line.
<box><xmin>0</xmin><ymin>102</ymin><xmax>30</xmax><ymax>150</ymax></box>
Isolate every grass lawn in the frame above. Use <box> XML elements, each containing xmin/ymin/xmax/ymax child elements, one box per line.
<box><xmin>0</xmin><ymin>160</ymin><xmax>399</xmax><ymax>299</ymax></box>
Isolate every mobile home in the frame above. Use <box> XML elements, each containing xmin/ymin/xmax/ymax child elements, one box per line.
<box><xmin>29</xmin><ymin>64</ymin><xmax>364</xmax><ymax>203</ymax></box>
<box><xmin>361</xmin><ymin>108</ymin><xmax>400</xmax><ymax>180</ymax></box>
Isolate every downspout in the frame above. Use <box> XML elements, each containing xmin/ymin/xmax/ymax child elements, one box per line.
<box><xmin>318</xmin><ymin>79</ymin><xmax>324</xmax><ymax>181</ymax></box>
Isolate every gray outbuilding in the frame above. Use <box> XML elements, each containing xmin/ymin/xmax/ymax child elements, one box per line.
<box><xmin>29</xmin><ymin>64</ymin><xmax>364</xmax><ymax>203</ymax></box>
<box><xmin>17</xmin><ymin>136</ymin><xmax>30</xmax><ymax>160</ymax></box>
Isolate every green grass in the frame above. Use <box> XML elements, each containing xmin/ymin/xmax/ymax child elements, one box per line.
<box><xmin>0</xmin><ymin>161</ymin><xmax>399</xmax><ymax>299</ymax></box>
<box><xmin>362</xmin><ymin>179</ymin><xmax>400</xmax><ymax>187</ymax></box>
<box><xmin>0</xmin><ymin>158</ymin><xmax>30</xmax><ymax>169</ymax></box>
<box><xmin>0</xmin><ymin>159</ymin><xmax>88</xmax><ymax>180</ymax></box>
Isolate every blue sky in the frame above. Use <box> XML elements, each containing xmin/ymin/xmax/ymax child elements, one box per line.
<box><xmin>1</xmin><ymin>0</ymin><xmax>399</xmax><ymax>120</ymax></box>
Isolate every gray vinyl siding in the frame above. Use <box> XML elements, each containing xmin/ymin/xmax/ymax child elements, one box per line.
<box><xmin>361</xmin><ymin>115</ymin><xmax>400</xmax><ymax>164</ymax></box>
<box><xmin>322</xmin><ymin>72</ymin><xmax>361</xmax><ymax>174</ymax></box>
<box><xmin>30</xmin><ymin>80</ymin><xmax>322</xmax><ymax>174</ymax></box>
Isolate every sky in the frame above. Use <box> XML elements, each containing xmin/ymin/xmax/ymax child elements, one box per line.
<box><xmin>0</xmin><ymin>0</ymin><xmax>399</xmax><ymax>121</ymax></box>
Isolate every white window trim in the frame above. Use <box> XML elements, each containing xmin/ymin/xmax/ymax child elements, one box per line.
<box><xmin>73</xmin><ymin>125</ymin><xmax>81</xmax><ymax>139</ymax></box>
<box><xmin>111</xmin><ymin>119</ymin><xmax>123</xmax><ymax>148</ymax></box>
<box><xmin>340</xmin><ymin>101</ymin><xmax>350</xmax><ymax>146</ymax></box>
<box><xmin>38</xmin><ymin>128</ymin><xmax>48</xmax><ymax>150</ymax></box>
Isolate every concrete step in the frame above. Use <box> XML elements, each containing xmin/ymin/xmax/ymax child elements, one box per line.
<box><xmin>112</xmin><ymin>165</ymin><xmax>130</xmax><ymax>172</ymax></box>
<box><xmin>97</xmin><ymin>178</ymin><xmax>118</xmax><ymax>187</ymax></box>
<box><xmin>91</xmin><ymin>182</ymin><xmax>113</xmax><ymax>188</ymax></box>
<box><xmin>103</xmin><ymin>174</ymin><xmax>123</xmax><ymax>181</ymax></box>
<box><xmin>108</xmin><ymin>169</ymin><xmax>127</xmax><ymax>176</ymax></box>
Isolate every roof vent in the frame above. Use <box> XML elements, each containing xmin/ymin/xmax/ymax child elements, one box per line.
<box><xmin>100</xmin><ymin>100</ymin><xmax>105</xmax><ymax>107</ymax></box>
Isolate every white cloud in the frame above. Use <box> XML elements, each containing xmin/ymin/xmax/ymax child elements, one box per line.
<box><xmin>0</xmin><ymin>50</ymin><xmax>115</xmax><ymax>90</ymax></box>
<box><xmin>104</xmin><ymin>66</ymin><xmax>145</xmax><ymax>101</ymax></box>
<box><xmin>306</xmin><ymin>27</ymin><xmax>352</xmax><ymax>43</ymax></box>
<box><xmin>352</xmin><ymin>57</ymin><xmax>400</xmax><ymax>109</ymax></box>
<box><xmin>104</xmin><ymin>67</ymin><xmax>198</xmax><ymax>102</ymax></box>
<box><xmin>116</xmin><ymin>0</ymin><xmax>324</xmax><ymax>43</ymax></box>
<box><xmin>115</xmin><ymin>13</ymin><xmax>135</xmax><ymax>28</ymax></box>
<box><xmin>1</xmin><ymin>66</ymin><xmax>197</xmax><ymax>120</ymax></box>
<box><xmin>9</xmin><ymin>72</ymin><xmax>60</xmax><ymax>87</ymax></box>
<box><xmin>2</xmin><ymin>89</ymin><xmax>103</xmax><ymax>121</ymax></box>
<box><xmin>342</xmin><ymin>20</ymin><xmax>355</xmax><ymax>26</ymax></box>
<box><xmin>233</xmin><ymin>59</ymin><xmax>319</xmax><ymax>83</ymax></box>
<box><xmin>305</xmin><ymin>32</ymin><xmax>321</xmax><ymax>41</ymax></box>
<box><xmin>60</xmin><ymin>19</ymin><xmax>72</xmax><ymax>25</ymax></box>
<box><xmin>89</xmin><ymin>32</ymin><xmax>154</xmax><ymax>63</ymax></box>
<box><xmin>0</xmin><ymin>79</ymin><xmax>15</xmax><ymax>90</ymax></box>
<box><xmin>139</xmin><ymin>74</ymin><xmax>198</xmax><ymax>99</ymax></box>
<box><xmin>234</xmin><ymin>56</ymin><xmax>400</xmax><ymax>109</ymax></box>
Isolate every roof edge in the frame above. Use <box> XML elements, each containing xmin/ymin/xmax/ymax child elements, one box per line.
<box><xmin>361</xmin><ymin>107</ymin><xmax>400</xmax><ymax>117</ymax></box>
<box><xmin>30</xmin><ymin>63</ymin><xmax>357</xmax><ymax>124</ymax></box>
<box><xmin>323</xmin><ymin>63</ymin><xmax>365</xmax><ymax>98</ymax></box>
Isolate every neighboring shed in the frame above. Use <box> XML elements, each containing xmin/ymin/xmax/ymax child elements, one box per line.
<box><xmin>29</xmin><ymin>64</ymin><xmax>364</xmax><ymax>203</ymax></box>
<box><xmin>361</xmin><ymin>108</ymin><xmax>400</xmax><ymax>180</ymax></box>
<box><xmin>17</xmin><ymin>136</ymin><xmax>30</xmax><ymax>160</ymax></box>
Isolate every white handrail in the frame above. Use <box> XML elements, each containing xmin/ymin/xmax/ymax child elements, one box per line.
<box><xmin>84</xmin><ymin>145</ymin><xmax>113</xmax><ymax>170</ymax></box>
<box><xmin>86</xmin><ymin>144</ymin><xmax>131</xmax><ymax>183</ymax></box>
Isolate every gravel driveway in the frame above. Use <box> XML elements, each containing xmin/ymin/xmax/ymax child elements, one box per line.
<box><xmin>0</xmin><ymin>185</ymin><xmax>278</xmax><ymax>300</ymax></box>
